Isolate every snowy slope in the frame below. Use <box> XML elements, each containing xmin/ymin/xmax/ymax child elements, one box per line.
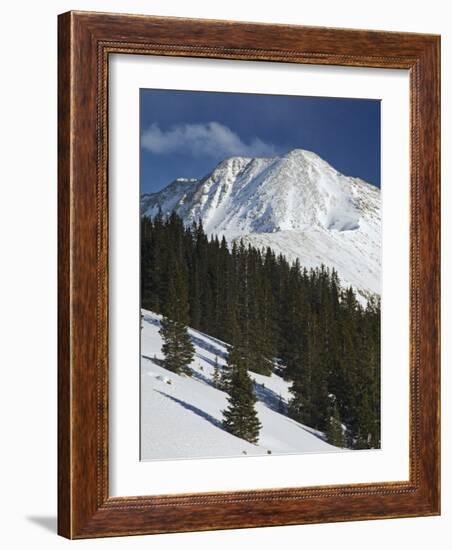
<box><xmin>141</xmin><ymin>309</ymin><xmax>339</xmax><ymax>460</ymax></box>
<box><xmin>141</xmin><ymin>149</ymin><xmax>381</xmax><ymax>301</ymax></box>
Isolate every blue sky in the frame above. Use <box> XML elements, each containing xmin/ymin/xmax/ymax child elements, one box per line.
<box><xmin>140</xmin><ymin>89</ymin><xmax>380</xmax><ymax>195</ymax></box>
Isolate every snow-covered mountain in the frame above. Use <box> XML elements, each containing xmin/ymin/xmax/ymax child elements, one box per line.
<box><xmin>141</xmin><ymin>309</ymin><xmax>339</xmax><ymax>460</ymax></box>
<box><xmin>141</xmin><ymin>149</ymin><xmax>381</xmax><ymax>300</ymax></box>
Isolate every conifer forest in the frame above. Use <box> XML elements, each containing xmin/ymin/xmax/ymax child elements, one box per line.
<box><xmin>141</xmin><ymin>213</ymin><xmax>381</xmax><ymax>451</ymax></box>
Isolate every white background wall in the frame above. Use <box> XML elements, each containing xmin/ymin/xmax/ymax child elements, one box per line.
<box><xmin>0</xmin><ymin>1</ymin><xmax>449</xmax><ymax>548</ymax></box>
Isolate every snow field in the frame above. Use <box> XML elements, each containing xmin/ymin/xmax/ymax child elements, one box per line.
<box><xmin>141</xmin><ymin>310</ymin><xmax>339</xmax><ymax>460</ymax></box>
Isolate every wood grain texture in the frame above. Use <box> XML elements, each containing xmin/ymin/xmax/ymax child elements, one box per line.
<box><xmin>57</xmin><ymin>10</ymin><xmax>440</xmax><ymax>539</ymax></box>
<box><xmin>57</xmin><ymin>10</ymin><xmax>72</xmax><ymax>538</ymax></box>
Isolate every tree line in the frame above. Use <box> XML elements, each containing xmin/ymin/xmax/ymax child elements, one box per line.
<box><xmin>141</xmin><ymin>212</ymin><xmax>380</xmax><ymax>449</ymax></box>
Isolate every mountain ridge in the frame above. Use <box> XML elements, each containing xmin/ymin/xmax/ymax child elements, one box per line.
<box><xmin>141</xmin><ymin>149</ymin><xmax>381</xmax><ymax>301</ymax></box>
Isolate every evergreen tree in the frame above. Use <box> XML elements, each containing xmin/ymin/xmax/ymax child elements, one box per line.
<box><xmin>218</xmin><ymin>364</ymin><xmax>232</xmax><ymax>392</ymax></box>
<box><xmin>277</xmin><ymin>394</ymin><xmax>286</xmax><ymax>415</ymax></box>
<box><xmin>222</xmin><ymin>345</ymin><xmax>261</xmax><ymax>444</ymax></box>
<box><xmin>217</xmin><ymin>353</ymin><xmax>233</xmax><ymax>392</ymax></box>
<box><xmin>305</xmin><ymin>316</ymin><xmax>330</xmax><ymax>430</ymax></box>
<box><xmin>159</xmin><ymin>316</ymin><xmax>194</xmax><ymax>375</ymax></box>
<box><xmin>326</xmin><ymin>401</ymin><xmax>346</xmax><ymax>447</ymax></box>
<box><xmin>353</xmin><ymin>388</ymin><xmax>378</xmax><ymax>449</ymax></box>
<box><xmin>212</xmin><ymin>355</ymin><xmax>221</xmax><ymax>388</ymax></box>
<box><xmin>141</xmin><ymin>216</ymin><xmax>160</xmax><ymax>312</ymax></box>
<box><xmin>159</xmin><ymin>260</ymin><xmax>194</xmax><ymax>376</ymax></box>
<box><xmin>288</xmin><ymin>376</ymin><xmax>310</xmax><ymax>425</ymax></box>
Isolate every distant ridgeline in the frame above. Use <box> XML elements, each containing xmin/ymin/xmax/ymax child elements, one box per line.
<box><xmin>141</xmin><ymin>212</ymin><xmax>381</xmax><ymax>450</ymax></box>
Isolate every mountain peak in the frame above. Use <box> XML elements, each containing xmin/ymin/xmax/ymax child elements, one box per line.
<box><xmin>140</xmin><ymin>149</ymin><xmax>381</xmax><ymax>300</ymax></box>
<box><xmin>283</xmin><ymin>148</ymin><xmax>317</xmax><ymax>159</ymax></box>
<box><xmin>280</xmin><ymin>148</ymin><xmax>338</xmax><ymax>173</ymax></box>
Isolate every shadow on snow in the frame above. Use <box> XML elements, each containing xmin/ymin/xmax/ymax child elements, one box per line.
<box><xmin>143</xmin><ymin>312</ymin><xmax>328</xmax><ymax>442</ymax></box>
<box><xmin>155</xmin><ymin>390</ymin><xmax>223</xmax><ymax>430</ymax></box>
<box><xmin>143</xmin><ymin>313</ymin><xmax>160</xmax><ymax>328</ymax></box>
<box><xmin>189</xmin><ymin>333</ymin><xmax>228</xmax><ymax>362</ymax></box>
<box><xmin>253</xmin><ymin>380</ymin><xmax>286</xmax><ymax>414</ymax></box>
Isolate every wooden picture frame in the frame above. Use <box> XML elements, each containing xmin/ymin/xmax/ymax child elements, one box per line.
<box><xmin>58</xmin><ymin>10</ymin><xmax>440</xmax><ymax>539</ymax></box>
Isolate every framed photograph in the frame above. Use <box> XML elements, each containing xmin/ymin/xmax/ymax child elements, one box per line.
<box><xmin>58</xmin><ymin>11</ymin><xmax>440</xmax><ymax>538</ymax></box>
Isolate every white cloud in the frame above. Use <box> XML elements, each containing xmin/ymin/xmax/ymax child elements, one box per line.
<box><xmin>141</xmin><ymin>122</ymin><xmax>277</xmax><ymax>158</ymax></box>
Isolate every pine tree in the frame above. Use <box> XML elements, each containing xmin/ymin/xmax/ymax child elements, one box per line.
<box><xmin>222</xmin><ymin>345</ymin><xmax>261</xmax><ymax>444</ymax></box>
<box><xmin>353</xmin><ymin>388</ymin><xmax>377</xmax><ymax>449</ymax></box>
<box><xmin>288</xmin><ymin>377</ymin><xmax>310</xmax><ymax>424</ymax></box>
<box><xmin>277</xmin><ymin>394</ymin><xmax>286</xmax><ymax>415</ymax></box>
<box><xmin>141</xmin><ymin>216</ymin><xmax>160</xmax><ymax>312</ymax></box>
<box><xmin>326</xmin><ymin>401</ymin><xmax>346</xmax><ymax>447</ymax></box>
<box><xmin>159</xmin><ymin>260</ymin><xmax>194</xmax><ymax>376</ymax></box>
<box><xmin>212</xmin><ymin>355</ymin><xmax>221</xmax><ymax>388</ymax></box>
<box><xmin>218</xmin><ymin>360</ymin><xmax>232</xmax><ymax>392</ymax></box>
<box><xmin>159</xmin><ymin>316</ymin><xmax>195</xmax><ymax>376</ymax></box>
<box><xmin>307</xmin><ymin>317</ymin><xmax>330</xmax><ymax>430</ymax></box>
